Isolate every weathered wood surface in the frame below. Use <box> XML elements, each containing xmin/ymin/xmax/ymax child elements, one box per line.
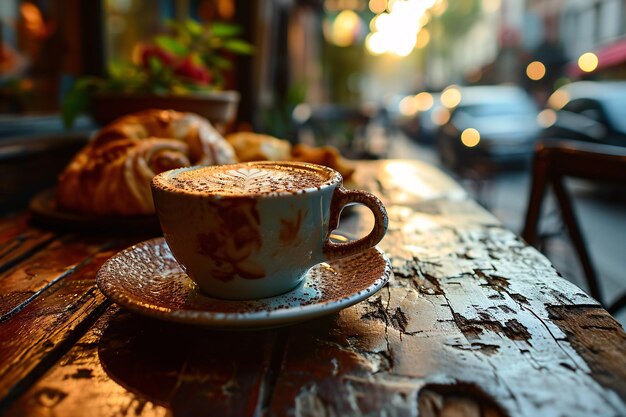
<box><xmin>0</xmin><ymin>214</ymin><xmax>55</xmax><ymax>275</ymax></box>
<box><xmin>0</xmin><ymin>160</ymin><xmax>624</xmax><ymax>417</ymax></box>
<box><xmin>0</xmin><ymin>243</ymin><xmax>130</xmax><ymax>400</ymax></box>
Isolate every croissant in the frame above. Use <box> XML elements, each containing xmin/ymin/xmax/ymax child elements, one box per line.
<box><xmin>290</xmin><ymin>144</ymin><xmax>355</xmax><ymax>180</ymax></box>
<box><xmin>57</xmin><ymin>109</ymin><xmax>237</xmax><ymax>215</ymax></box>
<box><xmin>225</xmin><ymin>132</ymin><xmax>292</xmax><ymax>162</ymax></box>
<box><xmin>225</xmin><ymin>132</ymin><xmax>355</xmax><ymax>180</ymax></box>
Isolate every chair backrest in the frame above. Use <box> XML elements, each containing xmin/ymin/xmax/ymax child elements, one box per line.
<box><xmin>521</xmin><ymin>138</ymin><xmax>626</xmax><ymax>313</ymax></box>
<box><xmin>538</xmin><ymin>139</ymin><xmax>626</xmax><ymax>182</ymax></box>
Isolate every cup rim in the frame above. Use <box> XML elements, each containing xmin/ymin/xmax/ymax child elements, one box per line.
<box><xmin>151</xmin><ymin>161</ymin><xmax>343</xmax><ymax>198</ymax></box>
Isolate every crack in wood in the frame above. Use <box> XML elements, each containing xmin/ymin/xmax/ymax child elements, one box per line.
<box><xmin>390</xmin><ymin>308</ymin><xmax>409</xmax><ymax>334</ymax></box>
<box><xmin>418</xmin><ymin>271</ymin><xmax>444</xmax><ymax>296</ymax></box>
<box><xmin>475</xmin><ymin>269</ymin><xmax>509</xmax><ymax>292</ymax></box>
<box><xmin>452</xmin><ymin>313</ymin><xmax>531</xmax><ymax>341</ymax></box>
<box><xmin>447</xmin><ymin>342</ymin><xmax>500</xmax><ymax>356</ymax></box>
<box><xmin>508</xmin><ymin>293</ymin><xmax>529</xmax><ymax>305</ymax></box>
<box><xmin>361</xmin><ymin>289</ymin><xmax>418</xmax><ymax>338</ymax></box>
<box><xmin>361</xmin><ymin>296</ymin><xmax>387</xmax><ymax>324</ymax></box>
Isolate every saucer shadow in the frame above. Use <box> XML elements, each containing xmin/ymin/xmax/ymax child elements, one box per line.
<box><xmin>97</xmin><ymin>310</ymin><xmax>286</xmax><ymax>416</ymax></box>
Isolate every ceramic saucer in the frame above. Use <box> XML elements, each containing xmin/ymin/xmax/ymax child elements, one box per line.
<box><xmin>96</xmin><ymin>235</ymin><xmax>392</xmax><ymax>329</ymax></box>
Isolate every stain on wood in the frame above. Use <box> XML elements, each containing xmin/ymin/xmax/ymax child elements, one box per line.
<box><xmin>547</xmin><ymin>305</ymin><xmax>626</xmax><ymax>401</ymax></box>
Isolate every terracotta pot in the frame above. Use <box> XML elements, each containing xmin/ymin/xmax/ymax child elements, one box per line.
<box><xmin>90</xmin><ymin>91</ymin><xmax>240</xmax><ymax>131</ymax></box>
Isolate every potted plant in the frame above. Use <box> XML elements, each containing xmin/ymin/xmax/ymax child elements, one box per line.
<box><xmin>62</xmin><ymin>19</ymin><xmax>253</xmax><ymax>129</ymax></box>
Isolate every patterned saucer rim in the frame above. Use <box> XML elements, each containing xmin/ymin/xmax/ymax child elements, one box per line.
<box><xmin>96</xmin><ymin>236</ymin><xmax>392</xmax><ymax>328</ymax></box>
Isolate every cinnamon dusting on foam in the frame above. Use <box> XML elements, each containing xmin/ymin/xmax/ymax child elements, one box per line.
<box><xmin>155</xmin><ymin>162</ymin><xmax>340</xmax><ymax>196</ymax></box>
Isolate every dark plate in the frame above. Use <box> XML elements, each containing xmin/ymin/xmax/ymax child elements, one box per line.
<box><xmin>29</xmin><ymin>188</ymin><xmax>161</xmax><ymax>234</ymax></box>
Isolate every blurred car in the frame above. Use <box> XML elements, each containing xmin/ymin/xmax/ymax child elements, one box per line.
<box><xmin>436</xmin><ymin>85</ymin><xmax>540</xmax><ymax>171</ymax></box>
<box><xmin>541</xmin><ymin>81</ymin><xmax>626</xmax><ymax>147</ymax></box>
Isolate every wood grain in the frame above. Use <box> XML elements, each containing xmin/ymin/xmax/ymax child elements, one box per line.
<box><xmin>0</xmin><ymin>214</ymin><xmax>56</xmax><ymax>275</ymax></box>
<box><xmin>0</xmin><ymin>246</ymin><xmax>126</xmax><ymax>401</ymax></box>
<box><xmin>3</xmin><ymin>306</ymin><xmax>280</xmax><ymax>417</ymax></box>
<box><xmin>0</xmin><ymin>235</ymin><xmax>114</xmax><ymax>321</ymax></box>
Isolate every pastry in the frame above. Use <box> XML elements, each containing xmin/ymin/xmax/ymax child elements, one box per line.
<box><xmin>57</xmin><ymin>109</ymin><xmax>237</xmax><ymax>215</ymax></box>
<box><xmin>290</xmin><ymin>144</ymin><xmax>355</xmax><ymax>180</ymax></box>
<box><xmin>226</xmin><ymin>132</ymin><xmax>355</xmax><ymax>180</ymax></box>
<box><xmin>226</xmin><ymin>132</ymin><xmax>292</xmax><ymax>162</ymax></box>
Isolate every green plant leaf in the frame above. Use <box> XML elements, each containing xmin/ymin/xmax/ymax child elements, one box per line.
<box><xmin>108</xmin><ymin>60</ymin><xmax>127</xmax><ymax>78</ymax></box>
<box><xmin>61</xmin><ymin>78</ymin><xmax>98</xmax><ymax>129</ymax></box>
<box><xmin>222</xmin><ymin>39</ymin><xmax>254</xmax><ymax>54</ymax></box>
<box><xmin>167</xmin><ymin>20</ymin><xmax>192</xmax><ymax>44</ymax></box>
<box><xmin>154</xmin><ymin>36</ymin><xmax>188</xmax><ymax>56</ymax></box>
<box><xmin>210</xmin><ymin>55</ymin><xmax>232</xmax><ymax>70</ymax></box>
<box><xmin>184</xmin><ymin>19</ymin><xmax>204</xmax><ymax>36</ymax></box>
<box><xmin>148</xmin><ymin>56</ymin><xmax>164</xmax><ymax>73</ymax></box>
<box><xmin>210</xmin><ymin>22</ymin><xmax>242</xmax><ymax>37</ymax></box>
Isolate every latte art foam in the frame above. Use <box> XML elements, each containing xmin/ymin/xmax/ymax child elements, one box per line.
<box><xmin>157</xmin><ymin>162</ymin><xmax>340</xmax><ymax>196</ymax></box>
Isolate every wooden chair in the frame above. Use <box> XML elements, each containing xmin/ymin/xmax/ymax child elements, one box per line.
<box><xmin>522</xmin><ymin>139</ymin><xmax>626</xmax><ymax>314</ymax></box>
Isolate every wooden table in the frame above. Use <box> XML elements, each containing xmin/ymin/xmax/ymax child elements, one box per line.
<box><xmin>0</xmin><ymin>160</ymin><xmax>624</xmax><ymax>417</ymax></box>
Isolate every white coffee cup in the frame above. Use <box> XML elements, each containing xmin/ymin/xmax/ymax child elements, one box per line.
<box><xmin>151</xmin><ymin>161</ymin><xmax>388</xmax><ymax>300</ymax></box>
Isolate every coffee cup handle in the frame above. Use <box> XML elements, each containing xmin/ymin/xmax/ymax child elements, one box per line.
<box><xmin>323</xmin><ymin>186</ymin><xmax>388</xmax><ymax>261</ymax></box>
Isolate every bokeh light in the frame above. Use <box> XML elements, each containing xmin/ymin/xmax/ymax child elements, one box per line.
<box><xmin>330</xmin><ymin>9</ymin><xmax>361</xmax><ymax>47</ymax></box>
<box><xmin>416</xmin><ymin>28</ymin><xmax>430</xmax><ymax>48</ymax></box>
<box><xmin>461</xmin><ymin>128</ymin><xmax>480</xmax><ymax>147</ymax></box>
<box><xmin>415</xmin><ymin>92</ymin><xmax>434</xmax><ymax>111</ymax></box>
<box><xmin>526</xmin><ymin>61</ymin><xmax>546</xmax><ymax>81</ymax></box>
<box><xmin>431</xmin><ymin>107</ymin><xmax>451</xmax><ymax>126</ymax></box>
<box><xmin>537</xmin><ymin>109</ymin><xmax>557</xmax><ymax>128</ymax></box>
<box><xmin>578</xmin><ymin>52</ymin><xmax>599</xmax><ymax>73</ymax></box>
<box><xmin>399</xmin><ymin>95</ymin><xmax>419</xmax><ymax>116</ymax></box>
<box><xmin>482</xmin><ymin>0</ymin><xmax>501</xmax><ymax>13</ymax></box>
<box><xmin>548</xmin><ymin>90</ymin><xmax>570</xmax><ymax>110</ymax></box>
<box><xmin>293</xmin><ymin>104</ymin><xmax>312</xmax><ymax>123</ymax></box>
<box><xmin>369</xmin><ymin>0</ymin><xmax>387</xmax><ymax>14</ymax></box>
<box><xmin>365</xmin><ymin>32</ymin><xmax>386</xmax><ymax>55</ymax></box>
<box><xmin>440</xmin><ymin>86</ymin><xmax>462</xmax><ymax>108</ymax></box>
<box><xmin>374</xmin><ymin>12</ymin><xmax>390</xmax><ymax>31</ymax></box>
<box><xmin>431</xmin><ymin>0</ymin><xmax>448</xmax><ymax>16</ymax></box>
